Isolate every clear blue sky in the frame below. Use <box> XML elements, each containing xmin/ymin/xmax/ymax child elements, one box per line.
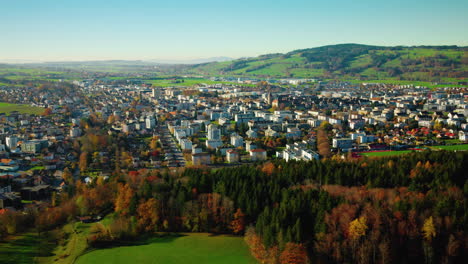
<box><xmin>1</xmin><ymin>0</ymin><xmax>467</xmax><ymax>61</ymax></box>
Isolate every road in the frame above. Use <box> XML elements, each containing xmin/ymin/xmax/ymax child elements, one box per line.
<box><xmin>157</xmin><ymin>124</ymin><xmax>187</xmax><ymax>167</ymax></box>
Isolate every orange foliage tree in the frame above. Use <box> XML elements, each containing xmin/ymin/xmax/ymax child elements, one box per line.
<box><xmin>279</xmin><ymin>242</ymin><xmax>309</xmax><ymax>264</ymax></box>
<box><xmin>136</xmin><ymin>198</ymin><xmax>159</xmax><ymax>232</ymax></box>
<box><xmin>230</xmin><ymin>208</ymin><xmax>246</xmax><ymax>234</ymax></box>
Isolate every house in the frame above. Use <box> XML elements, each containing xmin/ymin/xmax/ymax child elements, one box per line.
<box><xmin>265</xmin><ymin>126</ymin><xmax>280</xmax><ymax>137</ymax></box>
<box><xmin>245</xmin><ymin>141</ymin><xmax>257</xmax><ymax>152</ymax></box>
<box><xmin>286</xmin><ymin>127</ymin><xmax>301</xmax><ymax>138</ymax></box>
<box><xmin>332</xmin><ymin>138</ymin><xmax>353</xmax><ymax>151</ymax></box>
<box><xmin>21</xmin><ymin>140</ymin><xmax>48</xmax><ymax>154</ymax></box>
<box><xmin>230</xmin><ymin>134</ymin><xmax>244</xmax><ymax>148</ymax></box>
<box><xmin>0</xmin><ymin>193</ymin><xmax>21</xmax><ymax>209</ymax></box>
<box><xmin>246</xmin><ymin>129</ymin><xmax>258</xmax><ymax>138</ymax></box>
<box><xmin>301</xmin><ymin>149</ymin><xmax>320</xmax><ymax>160</ymax></box>
<box><xmin>459</xmin><ymin>131</ymin><xmax>467</xmax><ymax>142</ymax></box>
<box><xmin>192</xmin><ymin>144</ymin><xmax>202</xmax><ymax>154</ymax></box>
<box><xmin>206</xmin><ymin>139</ymin><xmax>223</xmax><ymax>149</ymax></box>
<box><xmin>5</xmin><ymin>136</ymin><xmax>18</xmax><ymax>150</ymax></box>
<box><xmin>207</xmin><ymin>124</ymin><xmax>221</xmax><ymax>140</ymax></box>
<box><xmin>70</xmin><ymin>127</ymin><xmax>81</xmax><ymax>137</ymax></box>
<box><xmin>192</xmin><ymin>153</ymin><xmax>211</xmax><ymax>165</ymax></box>
<box><xmin>180</xmin><ymin>138</ymin><xmax>192</xmax><ymax>150</ymax></box>
<box><xmin>250</xmin><ymin>149</ymin><xmax>267</xmax><ymax>161</ymax></box>
<box><xmin>20</xmin><ymin>185</ymin><xmax>51</xmax><ymax>201</ymax></box>
<box><xmin>226</xmin><ymin>149</ymin><xmax>240</xmax><ymax>163</ymax></box>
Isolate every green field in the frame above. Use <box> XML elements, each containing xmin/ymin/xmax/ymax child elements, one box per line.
<box><xmin>0</xmin><ymin>233</ymin><xmax>41</xmax><ymax>264</ymax></box>
<box><xmin>185</xmin><ymin>44</ymin><xmax>468</xmax><ymax>84</ymax></box>
<box><xmin>145</xmin><ymin>78</ymin><xmax>235</xmax><ymax>87</ymax></box>
<box><xmin>360</xmin><ymin>144</ymin><xmax>468</xmax><ymax>157</ymax></box>
<box><xmin>76</xmin><ymin>233</ymin><xmax>257</xmax><ymax>264</ymax></box>
<box><xmin>430</xmin><ymin>144</ymin><xmax>468</xmax><ymax>151</ymax></box>
<box><xmin>0</xmin><ymin>102</ymin><xmax>44</xmax><ymax>115</ymax></box>
<box><xmin>360</xmin><ymin>150</ymin><xmax>413</xmax><ymax>157</ymax></box>
<box><xmin>0</xmin><ymin>232</ymin><xmax>56</xmax><ymax>264</ymax></box>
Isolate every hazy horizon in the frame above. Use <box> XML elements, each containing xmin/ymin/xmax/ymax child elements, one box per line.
<box><xmin>2</xmin><ymin>0</ymin><xmax>468</xmax><ymax>62</ymax></box>
<box><xmin>1</xmin><ymin>43</ymin><xmax>468</xmax><ymax>64</ymax></box>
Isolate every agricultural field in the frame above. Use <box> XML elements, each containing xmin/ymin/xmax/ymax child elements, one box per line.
<box><xmin>0</xmin><ymin>67</ymin><xmax>81</xmax><ymax>82</ymax></box>
<box><xmin>0</xmin><ymin>102</ymin><xmax>44</xmax><ymax>115</ymax></box>
<box><xmin>75</xmin><ymin>233</ymin><xmax>256</xmax><ymax>264</ymax></box>
<box><xmin>144</xmin><ymin>78</ymin><xmax>236</xmax><ymax>87</ymax></box>
<box><xmin>186</xmin><ymin>44</ymin><xmax>468</xmax><ymax>85</ymax></box>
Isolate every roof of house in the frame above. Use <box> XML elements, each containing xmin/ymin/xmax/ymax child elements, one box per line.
<box><xmin>250</xmin><ymin>149</ymin><xmax>266</xmax><ymax>153</ymax></box>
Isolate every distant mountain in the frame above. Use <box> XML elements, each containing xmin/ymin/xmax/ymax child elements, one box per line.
<box><xmin>181</xmin><ymin>44</ymin><xmax>468</xmax><ymax>82</ymax></box>
<box><xmin>147</xmin><ymin>57</ymin><xmax>234</xmax><ymax>64</ymax></box>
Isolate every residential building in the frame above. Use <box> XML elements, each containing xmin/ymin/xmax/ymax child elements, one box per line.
<box><xmin>250</xmin><ymin>149</ymin><xmax>267</xmax><ymax>161</ymax></box>
<box><xmin>192</xmin><ymin>153</ymin><xmax>211</xmax><ymax>165</ymax></box>
<box><xmin>226</xmin><ymin>149</ymin><xmax>240</xmax><ymax>163</ymax></box>
<box><xmin>332</xmin><ymin>138</ymin><xmax>353</xmax><ymax>151</ymax></box>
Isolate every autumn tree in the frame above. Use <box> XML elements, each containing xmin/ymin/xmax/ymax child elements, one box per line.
<box><xmin>261</xmin><ymin>162</ymin><xmax>276</xmax><ymax>176</ymax></box>
<box><xmin>136</xmin><ymin>198</ymin><xmax>159</xmax><ymax>232</ymax></box>
<box><xmin>149</xmin><ymin>136</ymin><xmax>159</xmax><ymax>151</ymax></box>
<box><xmin>79</xmin><ymin>152</ymin><xmax>88</xmax><ymax>172</ymax></box>
<box><xmin>114</xmin><ymin>184</ymin><xmax>134</xmax><ymax>216</ymax></box>
<box><xmin>317</xmin><ymin>128</ymin><xmax>331</xmax><ymax>158</ymax></box>
<box><xmin>422</xmin><ymin>216</ymin><xmax>436</xmax><ymax>264</ymax></box>
<box><xmin>230</xmin><ymin>208</ymin><xmax>246</xmax><ymax>234</ymax></box>
<box><xmin>279</xmin><ymin>242</ymin><xmax>309</xmax><ymax>264</ymax></box>
<box><xmin>62</xmin><ymin>167</ymin><xmax>73</xmax><ymax>184</ymax></box>
<box><xmin>42</xmin><ymin>108</ymin><xmax>53</xmax><ymax>116</ymax></box>
<box><xmin>245</xmin><ymin>226</ymin><xmax>268</xmax><ymax>263</ymax></box>
<box><xmin>422</xmin><ymin>216</ymin><xmax>436</xmax><ymax>242</ymax></box>
<box><xmin>348</xmin><ymin>217</ymin><xmax>368</xmax><ymax>240</ymax></box>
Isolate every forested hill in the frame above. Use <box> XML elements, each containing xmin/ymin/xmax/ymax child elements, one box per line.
<box><xmin>184</xmin><ymin>44</ymin><xmax>468</xmax><ymax>82</ymax></box>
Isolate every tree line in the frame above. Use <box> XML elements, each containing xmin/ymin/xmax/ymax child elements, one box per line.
<box><xmin>1</xmin><ymin>149</ymin><xmax>467</xmax><ymax>263</ymax></box>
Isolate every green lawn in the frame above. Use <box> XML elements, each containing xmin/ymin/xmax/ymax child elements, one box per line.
<box><xmin>75</xmin><ymin>233</ymin><xmax>257</xmax><ymax>264</ymax></box>
<box><xmin>430</xmin><ymin>144</ymin><xmax>468</xmax><ymax>151</ymax></box>
<box><xmin>360</xmin><ymin>150</ymin><xmax>413</xmax><ymax>157</ymax></box>
<box><xmin>0</xmin><ymin>102</ymin><xmax>44</xmax><ymax>115</ymax></box>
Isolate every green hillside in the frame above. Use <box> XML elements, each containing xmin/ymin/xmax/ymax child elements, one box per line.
<box><xmin>184</xmin><ymin>44</ymin><xmax>468</xmax><ymax>83</ymax></box>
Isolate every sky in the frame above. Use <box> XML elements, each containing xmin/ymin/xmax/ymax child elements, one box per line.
<box><xmin>1</xmin><ymin>0</ymin><xmax>467</xmax><ymax>62</ymax></box>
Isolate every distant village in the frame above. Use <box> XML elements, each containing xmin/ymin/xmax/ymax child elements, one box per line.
<box><xmin>1</xmin><ymin>76</ymin><xmax>467</xmax><ymax>210</ymax></box>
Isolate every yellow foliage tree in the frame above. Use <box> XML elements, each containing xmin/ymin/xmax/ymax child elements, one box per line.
<box><xmin>422</xmin><ymin>216</ymin><xmax>436</xmax><ymax>241</ymax></box>
<box><xmin>114</xmin><ymin>184</ymin><xmax>134</xmax><ymax>215</ymax></box>
<box><xmin>149</xmin><ymin>136</ymin><xmax>159</xmax><ymax>151</ymax></box>
<box><xmin>348</xmin><ymin>217</ymin><xmax>368</xmax><ymax>240</ymax></box>
<box><xmin>62</xmin><ymin>167</ymin><xmax>73</xmax><ymax>184</ymax></box>
<box><xmin>79</xmin><ymin>152</ymin><xmax>88</xmax><ymax>172</ymax></box>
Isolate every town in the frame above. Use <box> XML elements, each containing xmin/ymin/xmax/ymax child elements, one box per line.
<box><xmin>1</xmin><ymin>76</ymin><xmax>467</xmax><ymax>210</ymax></box>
